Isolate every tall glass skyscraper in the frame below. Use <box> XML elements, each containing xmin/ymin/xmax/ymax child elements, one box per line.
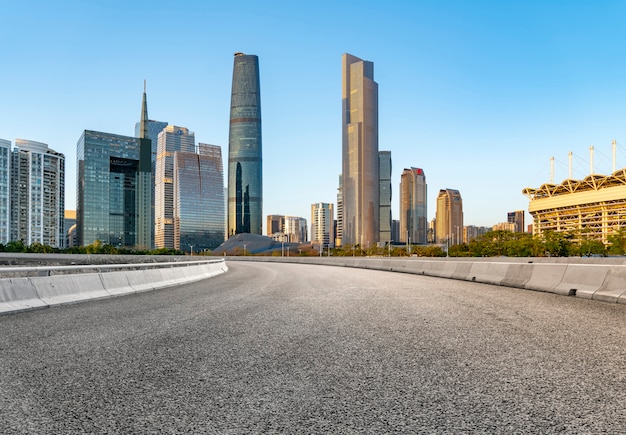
<box><xmin>155</xmin><ymin>126</ymin><xmax>195</xmax><ymax>249</ymax></box>
<box><xmin>378</xmin><ymin>151</ymin><xmax>392</xmax><ymax>244</ymax></box>
<box><xmin>400</xmin><ymin>167</ymin><xmax>427</xmax><ymax>244</ymax></box>
<box><xmin>135</xmin><ymin>90</ymin><xmax>168</xmax><ymax>250</ymax></box>
<box><xmin>11</xmin><ymin>140</ymin><xmax>65</xmax><ymax>247</ymax></box>
<box><xmin>342</xmin><ymin>53</ymin><xmax>379</xmax><ymax>247</ymax></box>
<box><xmin>174</xmin><ymin>143</ymin><xmax>225</xmax><ymax>252</ymax></box>
<box><xmin>77</xmin><ymin>130</ymin><xmax>150</xmax><ymax>248</ymax></box>
<box><xmin>228</xmin><ymin>52</ymin><xmax>262</xmax><ymax>236</ymax></box>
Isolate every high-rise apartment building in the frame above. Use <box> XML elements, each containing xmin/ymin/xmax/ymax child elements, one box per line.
<box><xmin>507</xmin><ymin>210</ymin><xmax>525</xmax><ymax>233</ymax></box>
<box><xmin>285</xmin><ymin>216</ymin><xmax>308</xmax><ymax>243</ymax></box>
<box><xmin>77</xmin><ymin>130</ymin><xmax>150</xmax><ymax>248</ymax></box>
<box><xmin>341</xmin><ymin>53</ymin><xmax>379</xmax><ymax>247</ymax></box>
<box><xmin>435</xmin><ymin>189</ymin><xmax>463</xmax><ymax>245</ymax></box>
<box><xmin>228</xmin><ymin>52</ymin><xmax>262</xmax><ymax>236</ymax></box>
<box><xmin>0</xmin><ymin>139</ymin><xmax>10</xmax><ymax>244</ymax></box>
<box><xmin>336</xmin><ymin>175</ymin><xmax>343</xmax><ymax>246</ymax></box>
<box><xmin>379</xmin><ymin>151</ymin><xmax>392</xmax><ymax>244</ymax></box>
<box><xmin>173</xmin><ymin>143</ymin><xmax>225</xmax><ymax>252</ymax></box>
<box><xmin>400</xmin><ymin>167</ymin><xmax>427</xmax><ymax>244</ymax></box>
<box><xmin>311</xmin><ymin>202</ymin><xmax>334</xmax><ymax>248</ymax></box>
<box><xmin>10</xmin><ymin>140</ymin><xmax>65</xmax><ymax>248</ymax></box>
<box><xmin>155</xmin><ymin>126</ymin><xmax>195</xmax><ymax>249</ymax></box>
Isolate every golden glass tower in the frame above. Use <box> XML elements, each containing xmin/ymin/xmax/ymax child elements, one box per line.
<box><xmin>341</xmin><ymin>53</ymin><xmax>379</xmax><ymax>247</ymax></box>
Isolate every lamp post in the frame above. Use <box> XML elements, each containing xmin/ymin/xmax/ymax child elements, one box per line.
<box><xmin>189</xmin><ymin>245</ymin><xmax>193</xmax><ymax>256</ymax></box>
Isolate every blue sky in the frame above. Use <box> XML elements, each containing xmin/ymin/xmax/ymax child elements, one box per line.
<box><xmin>3</xmin><ymin>0</ymin><xmax>626</xmax><ymax>230</ymax></box>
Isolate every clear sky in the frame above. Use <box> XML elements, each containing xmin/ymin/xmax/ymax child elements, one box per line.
<box><xmin>3</xmin><ymin>0</ymin><xmax>626</xmax><ymax>230</ymax></box>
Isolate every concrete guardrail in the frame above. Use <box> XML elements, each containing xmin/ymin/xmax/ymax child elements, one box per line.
<box><xmin>226</xmin><ymin>256</ymin><xmax>626</xmax><ymax>305</ymax></box>
<box><xmin>0</xmin><ymin>259</ymin><xmax>227</xmax><ymax>315</ymax></box>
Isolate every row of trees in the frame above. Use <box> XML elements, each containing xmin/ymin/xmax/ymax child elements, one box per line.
<box><xmin>0</xmin><ymin>240</ymin><xmax>185</xmax><ymax>256</ymax></box>
<box><xmin>332</xmin><ymin>229</ymin><xmax>626</xmax><ymax>257</ymax></box>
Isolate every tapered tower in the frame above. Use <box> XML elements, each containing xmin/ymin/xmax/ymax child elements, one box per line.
<box><xmin>228</xmin><ymin>53</ymin><xmax>262</xmax><ymax>236</ymax></box>
<box><xmin>341</xmin><ymin>53</ymin><xmax>379</xmax><ymax>247</ymax></box>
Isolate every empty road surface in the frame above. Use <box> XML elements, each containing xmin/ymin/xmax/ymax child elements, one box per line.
<box><xmin>1</xmin><ymin>261</ymin><xmax>625</xmax><ymax>433</ymax></box>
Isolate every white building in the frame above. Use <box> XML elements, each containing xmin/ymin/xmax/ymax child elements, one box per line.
<box><xmin>11</xmin><ymin>139</ymin><xmax>65</xmax><ymax>247</ymax></box>
<box><xmin>285</xmin><ymin>216</ymin><xmax>308</xmax><ymax>243</ymax></box>
<box><xmin>311</xmin><ymin>202</ymin><xmax>334</xmax><ymax>248</ymax></box>
<box><xmin>0</xmin><ymin>139</ymin><xmax>10</xmax><ymax>244</ymax></box>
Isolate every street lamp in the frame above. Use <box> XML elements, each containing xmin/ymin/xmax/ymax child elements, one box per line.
<box><xmin>189</xmin><ymin>245</ymin><xmax>193</xmax><ymax>256</ymax></box>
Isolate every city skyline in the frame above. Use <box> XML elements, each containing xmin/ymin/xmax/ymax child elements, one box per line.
<box><xmin>4</xmin><ymin>1</ymin><xmax>626</xmax><ymax>230</ymax></box>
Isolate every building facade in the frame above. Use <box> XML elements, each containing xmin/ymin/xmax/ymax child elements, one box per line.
<box><xmin>228</xmin><ymin>52</ymin><xmax>263</xmax><ymax>236</ymax></box>
<box><xmin>155</xmin><ymin>126</ymin><xmax>195</xmax><ymax>249</ymax></box>
<box><xmin>341</xmin><ymin>53</ymin><xmax>379</xmax><ymax>247</ymax></box>
<box><xmin>285</xmin><ymin>216</ymin><xmax>308</xmax><ymax>243</ymax></box>
<box><xmin>523</xmin><ymin>170</ymin><xmax>626</xmax><ymax>245</ymax></box>
<box><xmin>0</xmin><ymin>139</ymin><xmax>10</xmax><ymax>244</ymax></box>
<box><xmin>435</xmin><ymin>189</ymin><xmax>463</xmax><ymax>245</ymax></box>
<box><xmin>400</xmin><ymin>167</ymin><xmax>427</xmax><ymax>245</ymax></box>
<box><xmin>173</xmin><ymin>143</ymin><xmax>225</xmax><ymax>252</ymax></box>
<box><xmin>311</xmin><ymin>202</ymin><xmax>334</xmax><ymax>248</ymax></box>
<box><xmin>10</xmin><ymin>140</ymin><xmax>65</xmax><ymax>248</ymax></box>
<box><xmin>76</xmin><ymin>130</ymin><xmax>150</xmax><ymax>248</ymax></box>
<box><xmin>507</xmin><ymin>210</ymin><xmax>525</xmax><ymax>233</ymax></box>
<box><xmin>336</xmin><ymin>175</ymin><xmax>343</xmax><ymax>246</ymax></box>
<box><xmin>267</xmin><ymin>215</ymin><xmax>285</xmax><ymax>236</ymax></box>
<box><xmin>379</xmin><ymin>151</ymin><xmax>392</xmax><ymax>244</ymax></box>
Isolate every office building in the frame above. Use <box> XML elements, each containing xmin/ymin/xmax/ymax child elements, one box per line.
<box><xmin>0</xmin><ymin>139</ymin><xmax>9</xmax><ymax>244</ymax></box>
<box><xmin>341</xmin><ymin>53</ymin><xmax>379</xmax><ymax>246</ymax></box>
<box><xmin>11</xmin><ymin>139</ymin><xmax>65</xmax><ymax>247</ymax></box>
<box><xmin>435</xmin><ymin>189</ymin><xmax>463</xmax><ymax>245</ymax></box>
<box><xmin>379</xmin><ymin>151</ymin><xmax>392</xmax><ymax>244</ymax></box>
<box><xmin>77</xmin><ymin>130</ymin><xmax>150</xmax><ymax>248</ymax></box>
<box><xmin>155</xmin><ymin>126</ymin><xmax>195</xmax><ymax>249</ymax></box>
<box><xmin>173</xmin><ymin>143</ymin><xmax>225</xmax><ymax>252</ymax></box>
<box><xmin>267</xmin><ymin>215</ymin><xmax>285</xmax><ymax>236</ymax></box>
<box><xmin>135</xmin><ymin>88</ymin><xmax>168</xmax><ymax>249</ymax></box>
<box><xmin>285</xmin><ymin>216</ymin><xmax>308</xmax><ymax>243</ymax></box>
<box><xmin>228</xmin><ymin>52</ymin><xmax>263</xmax><ymax>236</ymax></box>
<box><xmin>391</xmin><ymin>219</ymin><xmax>400</xmax><ymax>243</ymax></box>
<box><xmin>311</xmin><ymin>202</ymin><xmax>334</xmax><ymax>248</ymax></box>
<box><xmin>507</xmin><ymin>210</ymin><xmax>525</xmax><ymax>233</ymax></box>
<box><xmin>400</xmin><ymin>167</ymin><xmax>427</xmax><ymax>244</ymax></box>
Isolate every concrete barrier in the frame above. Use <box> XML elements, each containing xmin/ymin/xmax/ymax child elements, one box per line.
<box><xmin>0</xmin><ymin>259</ymin><xmax>227</xmax><ymax>315</ymax></box>
<box><xmin>226</xmin><ymin>256</ymin><xmax>625</xmax><ymax>305</ymax></box>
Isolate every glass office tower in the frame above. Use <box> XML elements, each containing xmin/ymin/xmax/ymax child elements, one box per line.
<box><xmin>77</xmin><ymin>130</ymin><xmax>150</xmax><ymax>248</ymax></box>
<box><xmin>341</xmin><ymin>53</ymin><xmax>379</xmax><ymax>247</ymax></box>
<box><xmin>436</xmin><ymin>188</ymin><xmax>463</xmax><ymax>245</ymax></box>
<box><xmin>378</xmin><ymin>151</ymin><xmax>392</xmax><ymax>244</ymax></box>
<box><xmin>173</xmin><ymin>143</ymin><xmax>225</xmax><ymax>252</ymax></box>
<box><xmin>228</xmin><ymin>52</ymin><xmax>262</xmax><ymax>236</ymax></box>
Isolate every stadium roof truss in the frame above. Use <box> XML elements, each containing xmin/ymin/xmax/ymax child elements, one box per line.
<box><xmin>523</xmin><ymin>170</ymin><xmax>626</xmax><ymax>244</ymax></box>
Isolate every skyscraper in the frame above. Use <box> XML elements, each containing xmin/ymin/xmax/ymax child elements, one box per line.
<box><xmin>9</xmin><ymin>140</ymin><xmax>65</xmax><ymax>248</ymax></box>
<box><xmin>135</xmin><ymin>85</ymin><xmax>168</xmax><ymax>249</ymax></box>
<box><xmin>0</xmin><ymin>139</ymin><xmax>9</xmax><ymax>244</ymax></box>
<box><xmin>400</xmin><ymin>167</ymin><xmax>427</xmax><ymax>244</ymax></box>
<box><xmin>311</xmin><ymin>202</ymin><xmax>334</xmax><ymax>248</ymax></box>
<box><xmin>228</xmin><ymin>52</ymin><xmax>262</xmax><ymax>236</ymax></box>
<box><xmin>285</xmin><ymin>216</ymin><xmax>308</xmax><ymax>243</ymax></box>
<box><xmin>379</xmin><ymin>151</ymin><xmax>392</xmax><ymax>244</ymax></box>
<box><xmin>77</xmin><ymin>130</ymin><xmax>150</xmax><ymax>248</ymax></box>
<box><xmin>336</xmin><ymin>175</ymin><xmax>343</xmax><ymax>247</ymax></box>
<box><xmin>155</xmin><ymin>126</ymin><xmax>195</xmax><ymax>249</ymax></box>
<box><xmin>173</xmin><ymin>143</ymin><xmax>225</xmax><ymax>252</ymax></box>
<box><xmin>436</xmin><ymin>188</ymin><xmax>463</xmax><ymax>245</ymax></box>
<box><xmin>341</xmin><ymin>53</ymin><xmax>379</xmax><ymax>247</ymax></box>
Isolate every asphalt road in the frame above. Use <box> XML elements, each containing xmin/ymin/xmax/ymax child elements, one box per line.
<box><xmin>1</xmin><ymin>261</ymin><xmax>625</xmax><ymax>434</ymax></box>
